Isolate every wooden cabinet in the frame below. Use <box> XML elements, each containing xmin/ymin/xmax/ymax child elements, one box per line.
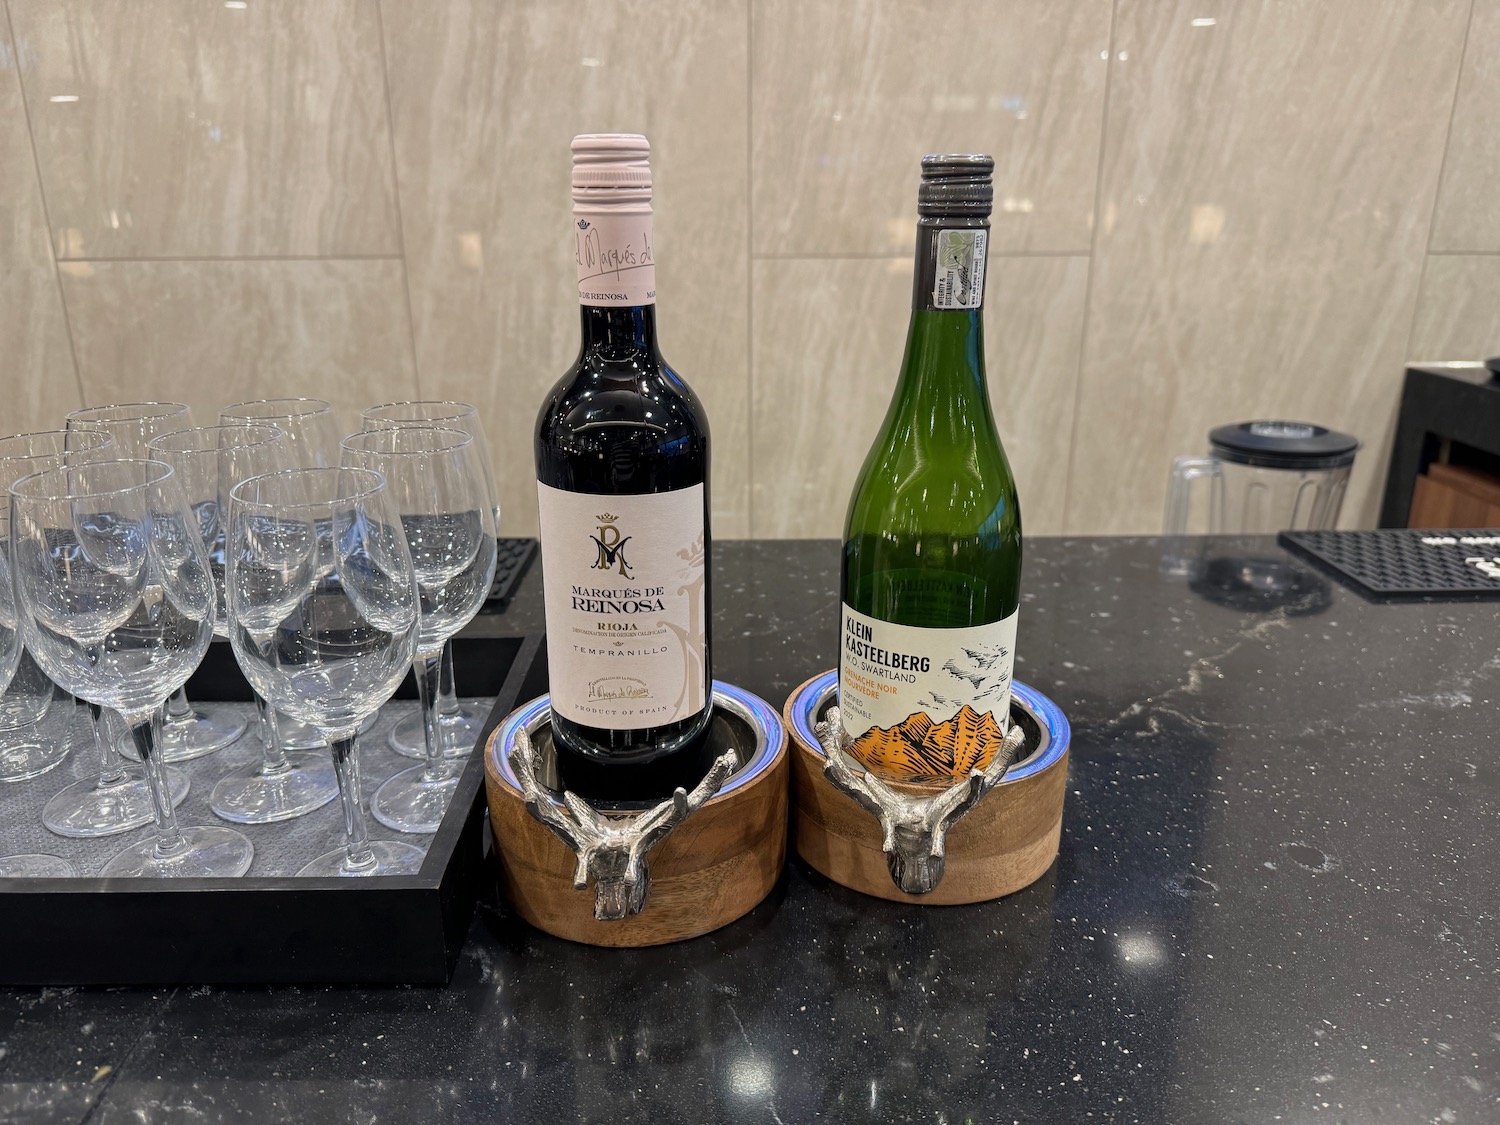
<box><xmin>1408</xmin><ymin>462</ymin><xmax>1500</xmax><ymax>527</ymax></box>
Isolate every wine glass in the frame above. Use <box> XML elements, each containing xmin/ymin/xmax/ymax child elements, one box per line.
<box><xmin>217</xmin><ymin>398</ymin><xmax>369</xmax><ymax>751</ymax></box>
<box><xmin>0</xmin><ymin>501</ymin><xmax>73</xmax><ymax>877</ymax></box>
<box><xmin>0</xmin><ymin>430</ymin><xmax>188</xmax><ymax>837</ymax></box>
<box><xmin>341</xmin><ymin>427</ymin><xmax>498</xmax><ymax>833</ymax></box>
<box><xmin>148</xmin><ymin>425</ymin><xmax>339</xmax><ymax>824</ymax></box>
<box><xmin>0</xmin><ymin>429</ymin><xmax>113</xmax><ymax>786</ymax></box>
<box><xmin>9</xmin><ymin>458</ymin><xmax>254</xmax><ymax>877</ymax></box>
<box><xmin>360</xmin><ymin>401</ymin><xmax>502</xmax><ymax>760</ymax></box>
<box><xmin>225</xmin><ymin>467</ymin><xmax>422</xmax><ymax>876</ymax></box>
<box><xmin>66</xmin><ymin>402</ymin><xmax>247</xmax><ymax>763</ymax></box>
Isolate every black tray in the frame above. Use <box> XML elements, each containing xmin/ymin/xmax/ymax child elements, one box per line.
<box><xmin>1279</xmin><ymin>529</ymin><xmax>1500</xmax><ymax>600</ymax></box>
<box><xmin>0</xmin><ymin>632</ymin><xmax>545</xmax><ymax>987</ymax></box>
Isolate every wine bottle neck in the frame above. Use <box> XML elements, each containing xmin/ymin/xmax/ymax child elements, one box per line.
<box><xmin>902</xmin><ymin>306</ymin><xmax>987</xmax><ymax>390</ymax></box>
<box><xmin>911</xmin><ymin>216</ymin><xmax>989</xmax><ymax>312</ymax></box>
<box><xmin>578</xmin><ymin>304</ymin><xmax>662</xmax><ymax>358</ymax></box>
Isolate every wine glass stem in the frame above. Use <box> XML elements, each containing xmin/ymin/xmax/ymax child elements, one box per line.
<box><xmin>415</xmin><ymin>650</ymin><xmax>445</xmax><ymax>782</ymax></box>
<box><xmin>254</xmin><ymin>695</ymin><xmax>292</xmax><ymax>776</ymax></box>
<box><xmin>88</xmin><ymin>702</ymin><xmax>126</xmax><ymax>788</ymax></box>
<box><xmin>330</xmin><ymin>735</ymin><xmax>375</xmax><ymax>872</ymax></box>
<box><xmin>130</xmin><ymin>706</ymin><xmax>188</xmax><ymax>859</ymax></box>
<box><xmin>435</xmin><ymin>640</ymin><xmax>461</xmax><ymax>727</ymax></box>
<box><xmin>165</xmin><ymin>685</ymin><xmax>194</xmax><ymax>728</ymax></box>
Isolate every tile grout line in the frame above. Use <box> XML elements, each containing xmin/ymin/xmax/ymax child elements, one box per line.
<box><xmin>754</xmin><ymin>250</ymin><xmax>1091</xmax><ymax>261</ymax></box>
<box><xmin>4</xmin><ymin>0</ymin><xmax>89</xmax><ymax>409</ymax></box>
<box><xmin>53</xmin><ymin>254</ymin><xmax>406</xmax><ymax>264</ymax></box>
<box><xmin>372</xmin><ymin>0</ymin><xmax>425</xmax><ymax>401</ymax></box>
<box><xmin>745</xmin><ymin>0</ymin><xmax>755</xmax><ymax>537</ymax></box>
<box><xmin>1399</xmin><ymin>0</ymin><xmax>1477</xmax><ymax>366</ymax></box>
<box><xmin>1058</xmin><ymin>0</ymin><xmax>1119</xmax><ymax>535</ymax></box>
<box><xmin>75</xmin><ymin>987</ymin><xmax>180</xmax><ymax>1125</ymax></box>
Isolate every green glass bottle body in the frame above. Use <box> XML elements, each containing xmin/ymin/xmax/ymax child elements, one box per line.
<box><xmin>839</xmin><ymin>205</ymin><xmax>1022</xmax><ymax>785</ymax></box>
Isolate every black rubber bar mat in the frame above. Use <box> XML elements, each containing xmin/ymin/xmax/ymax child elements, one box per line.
<box><xmin>1279</xmin><ymin>528</ymin><xmax>1500</xmax><ymax>600</ymax></box>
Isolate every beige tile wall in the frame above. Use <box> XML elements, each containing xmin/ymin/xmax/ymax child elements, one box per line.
<box><xmin>2</xmin><ymin>0</ymin><xmax>1496</xmax><ymax>536</ymax></box>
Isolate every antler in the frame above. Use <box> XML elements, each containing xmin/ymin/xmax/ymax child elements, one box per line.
<box><xmin>509</xmin><ymin>729</ymin><xmax>598</xmax><ymax>891</ymax></box>
<box><xmin>822</xmin><ymin>714</ymin><xmax>900</xmax><ymax>852</ymax></box>
<box><xmin>635</xmin><ymin>748</ymin><xmax>738</xmax><ymax>857</ymax></box>
<box><xmin>508</xmin><ymin>726</ymin><xmax>737</xmax><ymax>920</ymax></box>
<box><xmin>814</xmin><ymin>706</ymin><xmax>1029</xmax><ymax>895</ymax></box>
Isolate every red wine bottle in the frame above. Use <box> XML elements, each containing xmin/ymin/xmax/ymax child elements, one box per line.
<box><xmin>534</xmin><ymin>134</ymin><xmax>714</xmax><ymax>802</ymax></box>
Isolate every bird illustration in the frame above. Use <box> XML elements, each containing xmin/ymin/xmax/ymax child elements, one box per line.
<box><xmin>920</xmin><ymin>690</ymin><xmax>957</xmax><ymax>711</ymax></box>
<box><xmin>961</xmin><ymin>646</ymin><xmax>1005</xmax><ymax>670</ymax></box>
<box><xmin>589</xmin><ymin>534</ymin><xmax>633</xmax><ymax>577</ymax></box>
<box><xmin>972</xmin><ymin>680</ymin><xmax>1008</xmax><ymax>702</ymax></box>
<box><xmin>942</xmin><ymin>659</ymin><xmax>987</xmax><ymax>690</ymax></box>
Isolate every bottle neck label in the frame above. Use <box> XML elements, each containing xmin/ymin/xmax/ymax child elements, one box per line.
<box><xmin>536</xmin><ymin>481</ymin><xmax>707</xmax><ymax>730</ymax></box>
<box><xmin>915</xmin><ymin>225</ymin><xmax>988</xmax><ymax>311</ymax></box>
<box><xmin>838</xmin><ymin>603</ymin><xmax>1017</xmax><ymax>784</ymax></box>
<box><xmin>575</xmin><ymin>206</ymin><xmax>656</xmax><ymax>307</ymax></box>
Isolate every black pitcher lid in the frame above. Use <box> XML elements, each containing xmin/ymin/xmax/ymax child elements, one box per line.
<box><xmin>1208</xmin><ymin>420</ymin><xmax>1360</xmax><ymax>470</ymax></box>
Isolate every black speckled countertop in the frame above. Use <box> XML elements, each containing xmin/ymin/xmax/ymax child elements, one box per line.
<box><xmin>4</xmin><ymin>537</ymin><xmax>1498</xmax><ymax>1124</ymax></box>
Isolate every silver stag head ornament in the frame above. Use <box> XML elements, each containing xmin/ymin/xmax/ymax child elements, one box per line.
<box><xmin>509</xmin><ymin>727</ymin><xmax>738</xmax><ymax>920</ymax></box>
<box><xmin>814</xmin><ymin>705</ymin><xmax>1027</xmax><ymax>895</ymax></box>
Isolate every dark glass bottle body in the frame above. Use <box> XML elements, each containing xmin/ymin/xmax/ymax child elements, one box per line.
<box><xmin>534</xmin><ymin>303</ymin><xmax>715</xmax><ymax>801</ymax></box>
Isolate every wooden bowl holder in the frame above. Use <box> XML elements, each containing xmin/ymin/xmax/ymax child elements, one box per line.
<box><xmin>783</xmin><ymin>670</ymin><xmax>1070</xmax><ymax>905</ymax></box>
<box><xmin>484</xmin><ymin>682</ymin><xmax>787</xmax><ymax>947</ymax></box>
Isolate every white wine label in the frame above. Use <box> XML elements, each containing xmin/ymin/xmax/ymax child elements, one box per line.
<box><xmin>838</xmin><ymin>604</ymin><xmax>1017</xmax><ymax>783</ymax></box>
<box><xmin>931</xmin><ymin>228</ymin><xmax>987</xmax><ymax>310</ymax></box>
<box><xmin>575</xmin><ymin>210</ymin><xmax>656</xmax><ymax>306</ymax></box>
<box><xmin>537</xmin><ymin>481</ymin><xmax>707</xmax><ymax>730</ymax></box>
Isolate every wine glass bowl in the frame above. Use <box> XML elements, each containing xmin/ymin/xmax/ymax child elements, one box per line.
<box><xmin>65</xmin><ymin>402</ymin><xmax>193</xmax><ymax>458</ymax></box>
<box><xmin>227</xmin><ymin>469</ymin><xmax>419</xmax><ymax>730</ymax></box>
<box><xmin>148</xmin><ymin>425</ymin><xmax>291</xmax><ymax>636</ymax></box>
<box><xmin>219</xmin><ymin>399</ymin><xmax>342</xmax><ymax>470</ymax></box>
<box><xmin>12</xmin><ymin>461</ymin><xmax>212</xmax><ymax>714</ymax></box>
<box><xmin>341</xmin><ymin>427</ymin><xmax>496</xmax><ymax>651</ymax></box>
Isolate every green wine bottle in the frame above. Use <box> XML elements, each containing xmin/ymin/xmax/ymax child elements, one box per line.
<box><xmin>840</xmin><ymin>153</ymin><xmax>1022</xmax><ymax>786</ymax></box>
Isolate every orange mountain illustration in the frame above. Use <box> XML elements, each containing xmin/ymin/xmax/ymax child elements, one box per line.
<box><xmin>849</xmin><ymin>705</ymin><xmax>1004</xmax><ymax>784</ymax></box>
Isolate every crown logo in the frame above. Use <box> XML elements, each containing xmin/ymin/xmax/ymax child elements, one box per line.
<box><xmin>577</xmin><ymin>219</ymin><xmax>590</xmax><ymax>230</ymax></box>
<box><xmin>595</xmin><ymin>513</ymin><xmax>618</xmax><ymax>524</ymax></box>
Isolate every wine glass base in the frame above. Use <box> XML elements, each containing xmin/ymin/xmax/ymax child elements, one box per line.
<box><xmin>0</xmin><ymin>735</ymin><xmax>71</xmax><ymax>783</ymax></box>
<box><xmin>371</xmin><ymin>765</ymin><xmax>460</xmax><ymax>834</ymax></box>
<box><xmin>298</xmin><ymin>840</ymin><xmax>426</xmax><ymax>877</ymax></box>
<box><xmin>209</xmin><ymin>753</ymin><xmax>338</xmax><ymax>824</ymax></box>
<box><xmin>276</xmin><ymin>711</ymin><xmax>377</xmax><ymax>751</ymax></box>
<box><xmin>160</xmin><ymin>706</ymin><xmax>249</xmax><ymax>764</ymax></box>
<box><xmin>101</xmin><ymin>826</ymin><xmax>255</xmax><ymax>878</ymax></box>
<box><xmin>0</xmin><ymin>854</ymin><xmax>77</xmax><ymax>878</ymax></box>
<box><xmin>387</xmin><ymin>704</ymin><xmax>485</xmax><ymax>760</ymax></box>
<box><xmin>43</xmin><ymin>766</ymin><xmax>190</xmax><ymax>838</ymax></box>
